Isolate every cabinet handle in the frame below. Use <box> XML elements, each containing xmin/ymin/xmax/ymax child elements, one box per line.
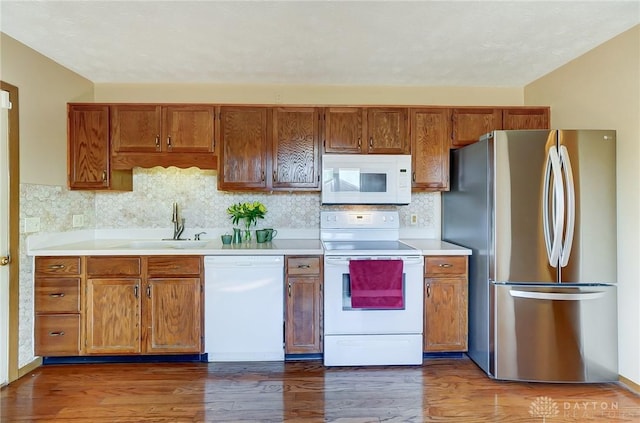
<box><xmin>357</xmin><ymin>138</ymin><xmax>361</xmax><ymax>148</ymax></box>
<box><xmin>155</xmin><ymin>135</ymin><xmax>160</xmax><ymax>150</ymax></box>
<box><xmin>48</xmin><ymin>264</ymin><xmax>65</xmax><ymax>270</ymax></box>
<box><xmin>102</xmin><ymin>170</ymin><xmax>107</xmax><ymax>182</ymax></box>
<box><xmin>48</xmin><ymin>331</ymin><xmax>65</xmax><ymax>337</ymax></box>
<box><xmin>438</xmin><ymin>263</ymin><xmax>453</xmax><ymax>268</ymax></box>
<box><xmin>273</xmin><ymin>170</ymin><xmax>277</xmax><ymax>182</ymax></box>
<box><xmin>147</xmin><ymin>285</ymin><xmax>151</xmax><ymax>298</ymax></box>
<box><xmin>134</xmin><ymin>284</ymin><xmax>139</xmax><ymax>299</ymax></box>
<box><xmin>426</xmin><ymin>283</ymin><xmax>431</xmax><ymax>298</ymax></box>
<box><xmin>412</xmin><ymin>171</ymin><xmax>416</xmax><ymax>182</ymax></box>
<box><xmin>167</xmin><ymin>136</ymin><xmax>172</xmax><ymax>150</ymax></box>
<box><xmin>369</xmin><ymin>137</ymin><xmax>373</xmax><ymax>148</ymax></box>
<box><xmin>288</xmin><ymin>281</ymin><xmax>292</xmax><ymax>297</ymax></box>
<box><xmin>49</xmin><ymin>293</ymin><xmax>65</xmax><ymax>298</ymax></box>
<box><xmin>261</xmin><ymin>171</ymin><xmax>265</xmax><ymax>182</ymax></box>
<box><xmin>297</xmin><ymin>264</ymin><xmax>310</xmax><ymax>269</ymax></box>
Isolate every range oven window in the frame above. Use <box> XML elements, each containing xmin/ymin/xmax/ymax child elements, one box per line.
<box><xmin>341</xmin><ymin>273</ymin><xmax>406</xmax><ymax>311</ymax></box>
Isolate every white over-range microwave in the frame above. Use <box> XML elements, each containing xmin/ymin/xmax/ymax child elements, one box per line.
<box><xmin>321</xmin><ymin>154</ymin><xmax>412</xmax><ymax>205</ymax></box>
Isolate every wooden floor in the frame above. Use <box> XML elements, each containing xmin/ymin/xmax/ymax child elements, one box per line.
<box><xmin>1</xmin><ymin>357</ymin><xmax>638</xmax><ymax>422</ymax></box>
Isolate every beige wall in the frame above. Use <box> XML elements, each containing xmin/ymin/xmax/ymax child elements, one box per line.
<box><xmin>526</xmin><ymin>25</ymin><xmax>640</xmax><ymax>385</ymax></box>
<box><xmin>0</xmin><ymin>34</ymin><xmax>94</xmax><ymax>186</ymax></box>
<box><xmin>94</xmin><ymin>83</ymin><xmax>523</xmax><ymax>106</ymax></box>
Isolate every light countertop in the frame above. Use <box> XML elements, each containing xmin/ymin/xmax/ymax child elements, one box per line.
<box><xmin>27</xmin><ymin>230</ymin><xmax>471</xmax><ymax>257</ymax></box>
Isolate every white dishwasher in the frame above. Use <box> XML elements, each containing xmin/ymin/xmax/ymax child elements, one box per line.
<box><xmin>204</xmin><ymin>255</ymin><xmax>284</xmax><ymax>362</ymax></box>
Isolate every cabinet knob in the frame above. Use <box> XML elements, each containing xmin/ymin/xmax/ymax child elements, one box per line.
<box><xmin>0</xmin><ymin>256</ymin><xmax>9</xmax><ymax>266</ymax></box>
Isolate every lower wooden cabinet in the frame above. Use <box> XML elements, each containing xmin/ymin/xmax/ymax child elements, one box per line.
<box><xmin>423</xmin><ymin>256</ymin><xmax>469</xmax><ymax>352</ymax></box>
<box><xmin>284</xmin><ymin>256</ymin><xmax>323</xmax><ymax>354</ymax></box>
<box><xmin>145</xmin><ymin>256</ymin><xmax>203</xmax><ymax>353</ymax></box>
<box><xmin>34</xmin><ymin>257</ymin><xmax>82</xmax><ymax>356</ymax></box>
<box><xmin>35</xmin><ymin>255</ymin><xmax>203</xmax><ymax>357</ymax></box>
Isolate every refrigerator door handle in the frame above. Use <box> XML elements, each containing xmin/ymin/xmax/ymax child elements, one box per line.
<box><xmin>509</xmin><ymin>289</ymin><xmax>607</xmax><ymax>301</ymax></box>
<box><xmin>542</xmin><ymin>145</ymin><xmax>565</xmax><ymax>267</ymax></box>
<box><xmin>559</xmin><ymin>145</ymin><xmax>576</xmax><ymax>267</ymax></box>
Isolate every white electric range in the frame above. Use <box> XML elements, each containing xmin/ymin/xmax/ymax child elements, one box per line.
<box><xmin>321</xmin><ymin>210</ymin><xmax>424</xmax><ymax>366</ymax></box>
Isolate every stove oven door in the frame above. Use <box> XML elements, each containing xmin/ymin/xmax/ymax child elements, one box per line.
<box><xmin>323</xmin><ymin>255</ymin><xmax>424</xmax><ymax>335</ymax></box>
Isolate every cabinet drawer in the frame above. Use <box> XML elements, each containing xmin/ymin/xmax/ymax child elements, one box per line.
<box><xmin>35</xmin><ymin>278</ymin><xmax>81</xmax><ymax>313</ymax></box>
<box><xmin>87</xmin><ymin>256</ymin><xmax>142</xmax><ymax>276</ymax></box>
<box><xmin>287</xmin><ymin>257</ymin><xmax>321</xmax><ymax>275</ymax></box>
<box><xmin>425</xmin><ymin>256</ymin><xmax>467</xmax><ymax>276</ymax></box>
<box><xmin>35</xmin><ymin>314</ymin><xmax>81</xmax><ymax>356</ymax></box>
<box><xmin>35</xmin><ymin>257</ymin><xmax>81</xmax><ymax>276</ymax></box>
<box><xmin>147</xmin><ymin>256</ymin><xmax>202</xmax><ymax>276</ymax></box>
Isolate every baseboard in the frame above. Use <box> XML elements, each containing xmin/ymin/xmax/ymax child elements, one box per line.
<box><xmin>17</xmin><ymin>357</ymin><xmax>42</xmax><ymax>378</ymax></box>
<box><xmin>619</xmin><ymin>375</ymin><xmax>640</xmax><ymax>394</ymax></box>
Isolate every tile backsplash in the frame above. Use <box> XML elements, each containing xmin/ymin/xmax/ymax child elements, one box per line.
<box><xmin>18</xmin><ymin>166</ymin><xmax>440</xmax><ymax>366</ymax></box>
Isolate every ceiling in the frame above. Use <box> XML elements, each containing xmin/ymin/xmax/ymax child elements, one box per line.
<box><xmin>1</xmin><ymin>1</ymin><xmax>638</xmax><ymax>87</ymax></box>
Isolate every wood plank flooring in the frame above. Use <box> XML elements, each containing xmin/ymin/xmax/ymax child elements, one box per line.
<box><xmin>1</xmin><ymin>357</ymin><xmax>638</xmax><ymax>422</ymax></box>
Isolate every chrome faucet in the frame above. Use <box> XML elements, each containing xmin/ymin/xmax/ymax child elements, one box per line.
<box><xmin>172</xmin><ymin>202</ymin><xmax>185</xmax><ymax>240</ymax></box>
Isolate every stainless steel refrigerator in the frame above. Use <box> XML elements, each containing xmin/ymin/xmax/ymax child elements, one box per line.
<box><xmin>442</xmin><ymin>129</ymin><xmax>618</xmax><ymax>382</ymax></box>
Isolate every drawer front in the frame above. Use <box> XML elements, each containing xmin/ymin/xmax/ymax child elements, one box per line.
<box><xmin>87</xmin><ymin>256</ymin><xmax>142</xmax><ymax>276</ymax></box>
<box><xmin>287</xmin><ymin>257</ymin><xmax>321</xmax><ymax>275</ymax></box>
<box><xmin>35</xmin><ymin>314</ymin><xmax>81</xmax><ymax>356</ymax></box>
<box><xmin>35</xmin><ymin>257</ymin><xmax>81</xmax><ymax>276</ymax></box>
<box><xmin>147</xmin><ymin>256</ymin><xmax>202</xmax><ymax>276</ymax></box>
<box><xmin>425</xmin><ymin>256</ymin><xmax>467</xmax><ymax>276</ymax></box>
<box><xmin>35</xmin><ymin>278</ymin><xmax>81</xmax><ymax>313</ymax></box>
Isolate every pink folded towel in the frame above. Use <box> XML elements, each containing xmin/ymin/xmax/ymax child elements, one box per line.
<box><xmin>349</xmin><ymin>259</ymin><xmax>404</xmax><ymax>309</ymax></box>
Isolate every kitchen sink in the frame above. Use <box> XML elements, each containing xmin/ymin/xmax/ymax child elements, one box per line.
<box><xmin>126</xmin><ymin>240</ymin><xmax>209</xmax><ymax>249</ymax></box>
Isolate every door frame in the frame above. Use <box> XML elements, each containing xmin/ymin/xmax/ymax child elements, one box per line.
<box><xmin>1</xmin><ymin>81</ymin><xmax>20</xmax><ymax>383</ymax></box>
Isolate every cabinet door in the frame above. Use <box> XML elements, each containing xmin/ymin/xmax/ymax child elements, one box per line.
<box><xmin>410</xmin><ymin>108</ymin><xmax>451</xmax><ymax>191</ymax></box>
<box><xmin>324</xmin><ymin>107</ymin><xmax>364</xmax><ymax>153</ymax></box>
<box><xmin>285</xmin><ymin>276</ymin><xmax>322</xmax><ymax>354</ymax></box>
<box><xmin>111</xmin><ymin>105</ymin><xmax>162</xmax><ymax>153</ymax></box>
<box><xmin>272</xmin><ymin>107</ymin><xmax>320</xmax><ymax>190</ymax></box>
<box><xmin>144</xmin><ymin>278</ymin><xmax>202</xmax><ymax>353</ymax></box>
<box><xmin>68</xmin><ymin>105</ymin><xmax>111</xmax><ymax>189</ymax></box>
<box><xmin>367</xmin><ymin>107</ymin><xmax>410</xmax><ymax>154</ymax></box>
<box><xmin>164</xmin><ymin>105</ymin><xmax>215</xmax><ymax>153</ymax></box>
<box><xmin>451</xmin><ymin>108</ymin><xmax>502</xmax><ymax>148</ymax></box>
<box><xmin>502</xmin><ymin>107</ymin><xmax>550</xmax><ymax>130</ymax></box>
<box><xmin>219</xmin><ymin>106</ymin><xmax>269</xmax><ymax>190</ymax></box>
<box><xmin>85</xmin><ymin>278</ymin><xmax>141</xmax><ymax>354</ymax></box>
<box><xmin>424</xmin><ymin>277</ymin><xmax>468</xmax><ymax>352</ymax></box>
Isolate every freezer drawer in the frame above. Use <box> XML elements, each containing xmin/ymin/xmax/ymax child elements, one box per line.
<box><xmin>492</xmin><ymin>282</ymin><xmax>617</xmax><ymax>382</ymax></box>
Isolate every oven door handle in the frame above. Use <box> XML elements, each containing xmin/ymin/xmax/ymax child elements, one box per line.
<box><xmin>324</xmin><ymin>256</ymin><xmax>423</xmax><ymax>266</ymax></box>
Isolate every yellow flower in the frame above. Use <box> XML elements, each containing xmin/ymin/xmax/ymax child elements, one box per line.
<box><xmin>227</xmin><ymin>201</ymin><xmax>268</xmax><ymax>228</ymax></box>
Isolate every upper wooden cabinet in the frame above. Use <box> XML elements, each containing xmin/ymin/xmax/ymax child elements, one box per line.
<box><xmin>367</xmin><ymin>107</ymin><xmax>410</xmax><ymax>154</ymax></box>
<box><xmin>323</xmin><ymin>107</ymin><xmax>364</xmax><ymax>153</ymax></box>
<box><xmin>272</xmin><ymin>107</ymin><xmax>321</xmax><ymax>190</ymax></box>
<box><xmin>451</xmin><ymin>108</ymin><xmax>503</xmax><ymax>148</ymax></box>
<box><xmin>410</xmin><ymin>108</ymin><xmax>451</xmax><ymax>191</ymax></box>
<box><xmin>323</xmin><ymin>107</ymin><xmax>409</xmax><ymax>154</ymax></box>
<box><xmin>67</xmin><ymin>104</ymin><xmax>132</xmax><ymax>191</ymax></box>
<box><xmin>219</xmin><ymin>106</ymin><xmax>321</xmax><ymax>191</ymax></box>
<box><xmin>110</xmin><ymin>104</ymin><xmax>216</xmax><ymax>170</ymax></box>
<box><xmin>218</xmin><ymin>106</ymin><xmax>270</xmax><ymax>191</ymax></box>
<box><xmin>451</xmin><ymin>107</ymin><xmax>550</xmax><ymax>148</ymax></box>
<box><xmin>502</xmin><ymin>107</ymin><xmax>550</xmax><ymax>130</ymax></box>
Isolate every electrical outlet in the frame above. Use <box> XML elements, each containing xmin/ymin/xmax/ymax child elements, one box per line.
<box><xmin>410</xmin><ymin>214</ymin><xmax>418</xmax><ymax>225</ymax></box>
<box><xmin>24</xmin><ymin>217</ymin><xmax>40</xmax><ymax>233</ymax></box>
<box><xmin>72</xmin><ymin>214</ymin><xmax>85</xmax><ymax>228</ymax></box>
